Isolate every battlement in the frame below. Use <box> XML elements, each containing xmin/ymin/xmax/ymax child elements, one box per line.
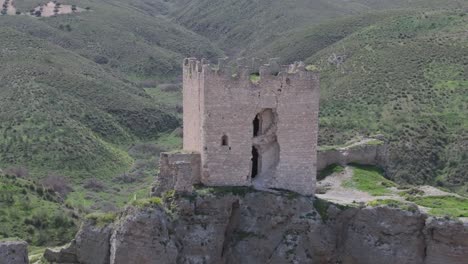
<box><xmin>183</xmin><ymin>57</ymin><xmax>318</xmax><ymax>83</ymax></box>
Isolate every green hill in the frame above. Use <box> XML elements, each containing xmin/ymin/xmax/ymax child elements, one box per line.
<box><xmin>262</xmin><ymin>10</ymin><xmax>468</xmax><ymax>193</ymax></box>
<box><xmin>0</xmin><ymin>26</ymin><xmax>179</xmax><ymax>178</ymax></box>
<box><xmin>168</xmin><ymin>0</ymin><xmax>466</xmax><ymax>54</ymax></box>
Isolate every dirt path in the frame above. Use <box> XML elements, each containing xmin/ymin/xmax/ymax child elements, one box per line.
<box><xmin>316</xmin><ymin>166</ymin><xmax>402</xmax><ymax>204</ymax></box>
<box><xmin>316</xmin><ymin>166</ymin><xmax>466</xmax><ymax>222</ymax></box>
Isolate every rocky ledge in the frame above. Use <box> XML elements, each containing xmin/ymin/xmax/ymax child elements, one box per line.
<box><xmin>0</xmin><ymin>240</ymin><xmax>29</xmax><ymax>264</ymax></box>
<box><xmin>45</xmin><ymin>188</ymin><xmax>468</xmax><ymax>264</ymax></box>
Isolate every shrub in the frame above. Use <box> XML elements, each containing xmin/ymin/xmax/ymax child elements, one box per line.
<box><xmin>4</xmin><ymin>166</ymin><xmax>29</xmax><ymax>178</ymax></box>
<box><xmin>131</xmin><ymin>197</ymin><xmax>163</xmax><ymax>208</ymax></box>
<box><xmin>85</xmin><ymin>212</ymin><xmax>116</xmax><ymax>227</ymax></box>
<box><xmin>83</xmin><ymin>178</ymin><xmax>105</xmax><ymax>191</ymax></box>
<box><xmin>41</xmin><ymin>174</ymin><xmax>73</xmax><ymax>197</ymax></box>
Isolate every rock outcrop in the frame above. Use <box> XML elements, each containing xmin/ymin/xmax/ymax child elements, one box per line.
<box><xmin>44</xmin><ymin>189</ymin><xmax>468</xmax><ymax>264</ymax></box>
<box><xmin>0</xmin><ymin>240</ymin><xmax>29</xmax><ymax>264</ymax></box>
<box><xmin>44</xmin><ymin>222</ymin><xmax>113</xmax><ymax>264</ymax></box>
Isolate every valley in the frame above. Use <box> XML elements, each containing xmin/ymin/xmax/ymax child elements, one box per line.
<box><xmin>0</xmin><ymin>0</ymin><xmax>466</xmax><ymax>258</ymax></box>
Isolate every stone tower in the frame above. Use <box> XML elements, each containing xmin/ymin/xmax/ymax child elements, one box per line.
<box><xmin>181</xmin><ymin>57</ymin><xmax>320</xmax><ymax>195</ymax></box>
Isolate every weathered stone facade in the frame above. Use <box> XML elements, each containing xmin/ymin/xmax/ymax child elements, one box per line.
<box><xmin>181</xmin><ymin>57</ymin><xmax>320</xmax><ymax>195</ymax></box>
<box><xmin>153</xmin><ymin>152</ymin><xmax>201</xmax><ymax>196</ymax></box>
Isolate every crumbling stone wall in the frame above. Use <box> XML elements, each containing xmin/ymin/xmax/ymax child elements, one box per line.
<box><xmin>183</xmin><ymin>58</ymin><xmax>320</xmax><ymax>195</ymax></box>
<box><xmin>153</xmin><ymin>152</ymin><xmax>201</xmax><ymax>195</ymax></box>
<box><xmin>317</xmin><ymin>142</ymin><xmax>388</xmax><ymax>172</ymax></box>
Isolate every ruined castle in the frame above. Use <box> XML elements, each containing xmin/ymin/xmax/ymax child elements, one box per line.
<box><xmin>157</xmin><ymin>58</ymin><xmax>320</xmax><ymax>195</ymax></box>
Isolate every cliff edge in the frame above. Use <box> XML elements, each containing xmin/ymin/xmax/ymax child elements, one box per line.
<box><xmin>44</xmin><ymin>188</ymin><xmax>468</xmax><ymax>264</ymax></box>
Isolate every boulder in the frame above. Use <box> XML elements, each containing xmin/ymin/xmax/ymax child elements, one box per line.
<box><xmin>0</xmin><ymin>240</ymin><xmax>29</xmax><ymax>264</ymax></box>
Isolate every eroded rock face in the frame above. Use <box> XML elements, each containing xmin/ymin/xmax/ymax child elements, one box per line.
<box><xmin>44</xmin><ymin>222</ymin><xmax>112</xmax><ymax>264</ymax></box>
<box><xmin>110</xmin><ymin>207</ymin><xmax>177</xmax><ymax>264</ymax></box>
<box><xmin>332</xmin><ymin>207</ymin><xmax>426</xmax><ymax>264</ymax></box>
<box><xmin>0</xmin><ymin>240</ymin><xmax>29</xmax><ymax>264</ymax></box>
<box><xmin>45</xmin><ymin>191</ymin><xmax>468</xmax><ymax>264</ymax></box>
<box><xmin>424</xmin><ymin>219</ymin><xmax>468</xmax><ymax>264</ymax></box>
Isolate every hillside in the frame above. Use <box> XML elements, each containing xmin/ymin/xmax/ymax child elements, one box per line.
<box><xmin>0</xmin><ymin>0</ymin><xmax>467</xmax><ymax>249</ymax></box>
<box><xmin>0</xmin><ymin>0</ymin><xmax>224</xmax><ymax>179</ymax></box>
<box><xmin>261</xmin><ymin>10</ymin><xmax>468</xmax><ymax>193</ymax></box>
<box><xmin>0</xmin><ymin>173</ymin><xmax>78</xmax><ymax>246</ymax></box>
<box><xmin>168</xmin><ymin>0</ymin><xmax>466</xmax><ymax>54</ymax></box>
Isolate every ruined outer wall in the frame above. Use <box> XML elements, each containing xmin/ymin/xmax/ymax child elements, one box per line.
<box><xmin>154</xmin><ymin>152</ymin><xmax>201</xmax><ymax>195</ymax></box>
<box><xmin>317</xmin><ymin>142</ymin><xmax>388</xmax><ymax>172</ymax></box>
<box><xmin>183</xmin><ymin>58</ymin><xmax>319</xmax><ymax>195</ymax></box>
<box><xmin>183</xmin><ymin>59</ymin><xmax>204</xmax><ymax>153</ymax></box>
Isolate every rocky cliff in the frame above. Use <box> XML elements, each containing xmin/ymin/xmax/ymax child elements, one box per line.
<box><xmin>44</xmin><ymin>189</ymin><xmax>468</xmax><ymax>264</ymax></box>
<box><xmin>0</xmin><ymin>240</ymin><xmax>29</xmax><ymax>264</ymax></box>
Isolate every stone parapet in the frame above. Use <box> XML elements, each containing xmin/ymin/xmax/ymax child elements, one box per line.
<box><xmin>153</xmin><ymin>152</ymin><xmax>201</xmax><ymax>195</ymax></box>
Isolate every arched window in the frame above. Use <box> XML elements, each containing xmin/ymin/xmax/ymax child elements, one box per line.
<box><xmin>221</xmin><ymin>135</ymin><xmax>229</xmax><ymax>146</ymax></box>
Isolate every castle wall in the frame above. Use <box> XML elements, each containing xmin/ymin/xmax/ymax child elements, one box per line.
<box><xmin>182</xmin><ymin>58</ymin><xmax>319</xmax><ymax>195</ymax></box>
<box><xmin>317</xmin><ymin>142</ymin><xmax>388</xmax><ymax>172</ymax></box>
<box><xmin>183</xmin><ymin>59</ymin><xmax>204</xmax><ymax>153</ymax></box>
<box><xmin>154</xmin><ymin>152</ymin><xmax>201</xmax><ymax>195</ymax></box>
<box><xmin>269</xmin><ymin>72</ymin><xmax>319</xmax><ymax>195</ymax></box>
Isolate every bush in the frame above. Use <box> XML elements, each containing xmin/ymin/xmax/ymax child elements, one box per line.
<box><xmin>86</xmin><ymin>212</ymin><xmax>116</xmax><ymax>227</ymax></box>
<box><xmin>4</xmin><ymin>166</ymin><xmax>29</xmax><ymax>178</ymax></box>
<box><xmin>83</xmin><ymin>178</ymin><xmax>105</xmax><ymax>191</ymax></box>
<box><xmin>41</xmin><ymin>174</ymin><xmax>73</xmax><ymax>197</ymax></box>
<box><xmin>159</xmin><ymin>83</ymin><xmax>181</xmax><ymax>92</ymax></box>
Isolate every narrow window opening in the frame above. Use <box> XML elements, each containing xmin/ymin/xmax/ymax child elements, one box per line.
<box><xmin>253</xmin><ymin>115</ymin><xmax>260</xmax><ymax>137</ymax></box>
<box><xmin>251</xmin><ymin>147</ymin><xmax>259</xmax><ymax>179</ymax></box>
<box><xmin>221</xmin><ymin>135</ymin><xmax>229</xmax><ymax>146</ymax></box>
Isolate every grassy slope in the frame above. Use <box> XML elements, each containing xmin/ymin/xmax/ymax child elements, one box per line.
<box><xmin>0</xmin><ymin>26</ymin><xmax>181</xmax><ymax>178</ymax></box>
<box><xmin>169</xmin><ymin>0</ymin><xmax>465</xmax><ymax>54</ymax></box>
<box><xmin>0</xmin><ymin>174</ymin><xmax>78</xmax><ymax>246</ymax></box>
<box><xmin>265</xmin><ymin>10</ymin><xmax>467</xmax><ymax>192</ymax></box>
<box><xmin>4</xmin><ymin>0</ymin><xmax>223</xmax><ymax>80</ymax></box>
<box><xmin>0</xmin><ymin>0</ymin><xmax>223</xmax><ymax>176</ymax></box>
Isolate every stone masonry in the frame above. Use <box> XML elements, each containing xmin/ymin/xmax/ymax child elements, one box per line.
<box><xmin>159</xmin><ymin>57</ymin><xmax>320</xmax><ymax>195</ymax></box>
<box><xmin>153</xmin><ymin>152</ymin><xmax>201</xmax><ymax>195</ymax></box>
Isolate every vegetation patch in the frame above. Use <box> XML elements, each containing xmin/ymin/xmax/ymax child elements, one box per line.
<box><xmin>313</xmin><ymin>198</ymin><xmax>331</xmax><ymax>222</ymax></box>
<box><xmin>399</xmin><ymin>188</ymin><xmax>425</xmax><ymax>198</ymax></box>
<box><xmin>250</xmin><ymin>73</ymin><xmax>261</xmax><ymax>84</ymax></box>
<box><xmin>407</xmin><ymin>196</ymin><xmax>468</xmax><ymax>217</ymax></box>
<box><xmin>131</xmin><ymin>197</ymin><xmax>163</xmax><ymax>208</ymax></box>
<box><xmin>318</xmin><ymin>164</ymin><xmax>345</xmax><ymax>180</ymax></box>
<box><xmin>342</xmin><ymin>165</ymin><xmax>397</xmax><ymax>196</ymax></box>
<box><xmin>194</xmin><ymin>185</ymin><xmax>256</xmax><ymax>197</ymax></box>
<box><xmin>0</xmin><ymin>175</ymin><xmax>78</xmax><ymax>246</ymax></box>
<box><xmin>367</xmin><ymin>199</ymin><xmax>418</xmax><ymax>212</ymax></box>
<box><xmin>85</xmin><ymin>212</ymin><xmax>117</xmax><ymax>227</ymax></box>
